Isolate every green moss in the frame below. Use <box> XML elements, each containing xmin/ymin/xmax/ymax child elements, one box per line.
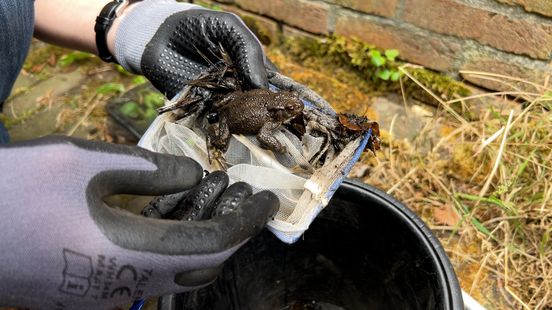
<box><xmin>241</xmin><ymin>15</ymin><xmax>274</xmax><ymax>46</ymax></box>
<box><xmin>23</xmin><ymin>43</ymin><xmax>68</xmax><ymax>72</ymax></box>
<box><xmin>408</xmin><ymin>68</ymin><xmax>471</xmax><ymax>99</ymax></box>
<box><xmin>193</xmin><ymin>0</ymin><xmax>222</xmax><ymax>11</ymax></box>
<box><xmin>23</xmin><ymin>42</ymin><xmax>105</xmax><ymax>81</ymax></box>
<box><xmin>283</xmin><ymin>36</ymin><xmax>401</xmax><ymax>87</ymax></box>
<box><xmin>281</xmin><ymin>35</ymin><xmax>471</xmax><ymax>105</ymax></box>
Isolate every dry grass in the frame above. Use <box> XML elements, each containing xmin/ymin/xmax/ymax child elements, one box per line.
<box><xmin>355</xmin><ymin>67</ymin><xmax>552</xmax><ymax>309</ymax></box>
<box><xmin>269</xmin><ymin>46</ymin><xmax>551</xmax><ymax>308</ymax></box>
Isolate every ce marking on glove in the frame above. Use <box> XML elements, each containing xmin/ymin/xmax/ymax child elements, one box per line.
<box><xmin>107</xmin><ymin>264</ymin><xmax>153</xmax><ymax>300</ymax></box>
<box><xmin>58</xmin><ymin>249</ymin><xmax>153</xmax><ymax>300</ymax></box>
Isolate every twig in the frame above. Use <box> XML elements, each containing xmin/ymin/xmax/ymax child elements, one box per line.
<box><xmin>505</xmin><ymin>286</ymin><xmax>531</xmax><ymax>310</ymax></box>
<box><xmin>399</xmin><ymin>76</ymin><xmax>409</xmax><ymax>112</ymax></box>
<box><xmin>482</xmin><ymin>215</ymin><xmax>527</xmax><ymax>225</ymax></box>
<box><xmin>431</xmin><ymin>123</ymin><xmax>468</xmax><ymax>154</ymax></box>
<box><xmin>10</xmin><ymin>101</ymin><xmax>18</xmax><ymax>119</ymax></box>
<box><xmin>460</xmin><ymin>70</ymin><xmax>549</xmax><ymax>92</ymax></box>
<box><xmin>506</xmin><ymin>150</ymin><xmax>552</xmax><ymax>171</ymax></box>
<box><xmin>476</xmin><ymin>110</ymin><xmax>514</xmax><ymax>205</ymax></box>
<box><xmin>475</xmin><ymin>126</ymin><xmax>505</xmax><ymax>155</ymax></box>
<box><xmin>470</xmin><ymin>253</ymin><xmax>490</xmax><ymax>294</ymax></box>
<box><xmin>445</xmin><ymin>91</ymin><xmax>539</xmax><ymax>105</ymax></box>
<box><xmin>503</xmin><ymin>220</ymin><xmax>531</xmax><ymax>310</ymax></box>
<box><xmin>429</xmin><ymin>225</ymin><xmax>456</xmax><ymax>231</ymax></box>
<box><xmin>511</xmin><ymin>98</ymin><xmax>539</xmax><ymax>128</ymax></box>
<box><xmin>67</xmin><ymin>94</ymin><xmax>100</xmax><ymax>136</ymax></box>
<box><xmin>387</xmin><ymin>166</ymin><xmax>418</xmax><ymax>195</ymax></box>
<box><xmin>424</xmin><ymin>168</ymin><xmax>452</xmax><ymax>196</ymax></box>
<box><xmin>399</xmin><ymin>66</ymin><xmax>472</xmax><ymax>129</ymax></box>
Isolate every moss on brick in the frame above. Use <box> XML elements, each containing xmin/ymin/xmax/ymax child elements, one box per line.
<box><xmin>407</xmin><ymin>67</ymin><xmax>471</xmax><ymax>103</ymax></box>
<box><xmin>241</xmin><ymin>15</ymin><xmax>275</xmax><ymax>45</ymax></box>
<box><xmin>281</xmin><ymin>35</ymin><xmax>471</xmax><ymax>104</ymax></box>
<box><xmin>193</xmin><ymin>0</ymin><xmax>223</xmax><ymax>10</ymax></box>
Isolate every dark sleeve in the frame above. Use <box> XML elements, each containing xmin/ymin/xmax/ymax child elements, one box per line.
<box><xmin>0</xmin><ymin>0</ymin><xmax>35</xmax><ymax>107</ymax></box>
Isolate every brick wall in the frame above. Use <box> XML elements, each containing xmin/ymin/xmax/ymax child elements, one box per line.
<box><xmin>191</xmin><ymin>0</ymin><xmax>552</xmax><ymax>91</ymax></box>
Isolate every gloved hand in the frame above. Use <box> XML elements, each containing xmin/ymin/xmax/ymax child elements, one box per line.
<box><xmin>113</xmin><ymin>0</ymin><xmax>268</xmax><ymax>99</ymax></box>
<box><xmin>0</xmin><ymin>136</ymin><xmax>278</xmax><ymax>310</ymax></box>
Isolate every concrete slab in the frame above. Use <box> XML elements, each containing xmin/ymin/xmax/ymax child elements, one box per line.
<box><xmin>4</xmin><ymin>70</ymin><xmax>84</xmax><ymax>118</ymax></box>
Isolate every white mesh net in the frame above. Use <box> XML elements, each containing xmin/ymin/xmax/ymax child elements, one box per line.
<box><xmin>138</xmin><ymin>74</ymin><xmax>369</xmax><ymax>243</ymax></box>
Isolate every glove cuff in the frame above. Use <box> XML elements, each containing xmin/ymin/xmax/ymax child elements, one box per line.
<box><xmin>113</xmin><ymin>0</ymin><xmax>202</xmax><ymax>74</ymax></box>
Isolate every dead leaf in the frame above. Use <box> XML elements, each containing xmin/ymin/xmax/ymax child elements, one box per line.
<box><xmin>433</xmin><ymin>205</ymin><xmax>461</xmax><ymax>226</ymax></box>
<box><xmin>37</xmin><ymin>89</ymin><xmax>56</xmax><ymax>109</ymax></box>
<box><xmin>30</xmin><ymin>63</ymin><xmax>46</xmax><ymax>73</ymax></box>
<box><xmin>48</xmin><ymin>53</ymin><xmax>57</xmax><ymax>66</ymax></box>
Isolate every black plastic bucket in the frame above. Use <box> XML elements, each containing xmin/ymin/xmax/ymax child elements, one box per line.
<box><xmin>165</xmin><ymin>180</ymin><xmax>464</xmax><ymax>310</ymax></box>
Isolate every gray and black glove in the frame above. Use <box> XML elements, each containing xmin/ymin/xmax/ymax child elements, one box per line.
<box><xmin>114</xmin><ymin>0</ymin><xmax>268</xmax><ymax>99</ymax></box>
<box><xmin>0</xmin><ymin>136</ymin><xmax>278</xmax><ymax>309</ymax></box>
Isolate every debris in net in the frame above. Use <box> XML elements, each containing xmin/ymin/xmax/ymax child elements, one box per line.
<box><xmin>266</xmin><ymin>69</ymin><xmax>333</xmax><ymax>111</ymax></box>
<box><xmin>141</xmin><ymin>43</ymin><xmax>382</xmax><ymax>244</ymax></box>
<box><xmin>156</xmin><ymin>45</ymin><xmax>380</xmax><ymax>169</ymax></box>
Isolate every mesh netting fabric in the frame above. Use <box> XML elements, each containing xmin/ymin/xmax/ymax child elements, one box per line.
<box><xmin>140</xmin><ymin>114</ymin><xmax>362</xmax><ymax>243</ymax></box>
<box><xmin>139</xmin><ymin>73</ymin><xmax>368</xmax><ymax>243</ymax></box>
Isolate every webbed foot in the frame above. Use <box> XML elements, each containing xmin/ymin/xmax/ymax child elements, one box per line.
<box><xmin>257</xmin><ymin>122</ymin><xmax>286</xmax><ymax>153</ymax></box>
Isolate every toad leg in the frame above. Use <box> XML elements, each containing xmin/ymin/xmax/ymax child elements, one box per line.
<box><xmin>208</xmin><ymin>120</ymin><xmax>231</xmax><ymax>151</ymax></box>
<box><xmin>257</xmin><ymin>122</ymin><xmax>286</xmax><ymax>153</ymax></box>
<box><xmin>213</xmin><ymin>92</ymin><xmax>239</xmax><ymax>109</ymax></box>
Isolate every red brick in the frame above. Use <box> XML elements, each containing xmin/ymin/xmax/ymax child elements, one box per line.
<box><xmin>239</xmin><ymin>13</ymin><xmax>280</xmax><ymax>46</ymax></box>
<box><xmin>282</xmin><ymin>25</ymin><xmax>321</xmax><ymax>41</ymax></box>
<box><xmin>496</xmin><ymin>0</ymin><xmax>552</xmax><ymax>17</ymax></box>
<box><xmin>403</xmin><ymin>0</ymin><xmax>552</xmax><ymax>60</ymax></box>
<box><xmin>197</xmin><ymin>0</ymin><xmax>280</xmax><ymax>45</ymax></box>
<box><xmin>234</xmin><ymin>0</ymin><xmax>330</xmax><ymax>34</ymax></box>
<box><xmin>461</xmin><ymin>57</ymin><xmax>551</xmax><ymax>92</ymax></box>
<box><xmin>326</xmin><ymin>0</ymin><xmax>398</xmax><ymax>17</ymax></box>
<box><xmin>335</xmin><ymin>11</ymin><xmax>462</xmax><ymax>71</ymax></box>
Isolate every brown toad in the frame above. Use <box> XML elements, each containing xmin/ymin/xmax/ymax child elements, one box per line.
<box><xmin>207</xmin><ymin>89</ymin><xmax>303</xmax><ymax>153</ymax></box>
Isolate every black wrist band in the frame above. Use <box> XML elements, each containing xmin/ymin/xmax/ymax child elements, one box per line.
<box><xmin>94</xmin><ymin>0</ymin><xmax>127</xmax><ymax>63</ymax></box>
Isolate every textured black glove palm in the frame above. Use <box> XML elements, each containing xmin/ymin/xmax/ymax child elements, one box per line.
<box><xmin>141</xmin><ymin>9</ymin><xmax>268</xmax><ymax>99</ymax></box>
<box><xmin>0</xmin><ymin>136</ymin><xmax>279</xmax><ymax>309</ymax></box>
